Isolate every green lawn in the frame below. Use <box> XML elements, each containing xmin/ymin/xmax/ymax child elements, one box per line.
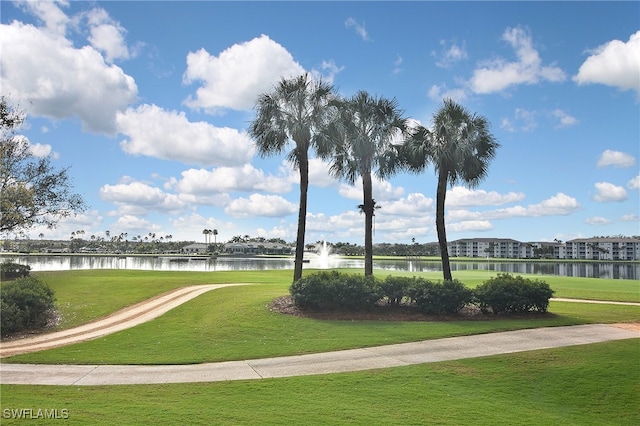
<box><xmin>1</xmin><ymin>340</ymin><xmax>637</xmax><ymax>425</ymax></box>
<box><xmin>3</xmin><ymin>269</ymin><xmax>639</xmax><ymax>365</ymax></box>
<box><xmin>1</xmin><ymin>269</ymin><xmax>638</xmax><ymax>424</ymax></box>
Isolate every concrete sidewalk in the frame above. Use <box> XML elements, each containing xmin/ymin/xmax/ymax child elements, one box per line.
<box><xmin>1</xmin><ymin>324</ymin><xmax>637</xmax><ymax>386</ymax></box>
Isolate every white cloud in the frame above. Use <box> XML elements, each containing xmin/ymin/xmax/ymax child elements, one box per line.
<box><xmin>312</xmin><ymin>60</ymin><xmax>344</xmax><ymax>84</ymax></box>
<box><xmin>620</xmin><ymin>214</ymin><xmax>639</xmax><ymax>222</ymax></box>
<box><xmin>0</xmin><ymin>20</ymin><xmax>138</xmax><ymax>134</ymax></box>
<box><xmin>500</xmin><ymin>108</ymin><xmax>537</xmax><ymax>132</ymax></box>
<box><xmin>448</xmin><ymin>221</ymin><xmax>493</xmax><ymax>233</ymax></box>
<box><xmin>447</xmin><ymin>187</ymin><xmax>526</xmax><ymax>207</ymax></box>
<box><xmin>593</xmin><ymin>182</ymin><xmax>628</xmax><ymax>202</ymax></box>
<box><xmin>428</xmin><ymin>84</ymin><xmax>467</xmax><ymax>103</ymax></box>
<box><xmin>338</xmin><ymin>177</ymin><xmax>405</xmax><ymax>202</ymax></box>
<box><xmin>345</xmin><ymin>18</ymin><xmax>369</xmax><ymax>41</ymax></box>
<box><xmin>99</xmin><ymin>181</ymin><xmax>185</xmax><ymax>214</ymax></box>
<box><xmin>573</xmin><ymin>30</ymin><xmax>640</xmax><ymax>96</ymax></box>
<box><xmin>551</xmin><ymin>109</ymin><xmax>578</xmax><ymax>128</ymax></box>
<box><xmin>111</xmin><ymin>214</ymin><xmax>162</xmax><ymax>236</ymax></box>
<box><xmin>597</xmin><ymin>149</ymin><xmax>636</xmax><ymax>168</ymax></box>
<box><xmin>225</xmin><ymin>194</ymin><xmax>298</xmax><ymax>218</ymax></box>
<box><xmin>377</xmin><ymin>193</ymin><xmax>434</xmax><ymax>216</ymax></box>
<box><xmin>173</xmin><ymin>165</ymin><xmax>292</xmax><ymax>195</ymax></box>
<box><xmin>469</xmin><ymin>27</ymin><xmax>566</xmax><ymax>94</ymax></box>
<box><xmin>433</xmin><ymin>40</ymin><xmax>468</xmax><ymax>68</ymax></box>
<box><xmin>482</xmin><ymin>192</ymin><xmax>581</xmax><ymax>219</ymax></box>
<box><xmin>627</xmin><ymin>175</ymin><xmax>640</xmax><ymax>190</ymax></box>
<box><xmin>585</xmin><ymin>216</ymin><xmax>612</xmax><ymax>225</ymax></box>
<box><xmin>182</xmin><ymin>35</ymin><xmax>305</xmax><ymax>112</ymax></box>
<box><xmin>116</xmin><ymin>104</ymin><xmax>254</xmax><ymax>167</ymax></box>
<box><xmin>84</xmin><ymin>7</ymin><xmax>133</xmax><ymax>63</ymax></box>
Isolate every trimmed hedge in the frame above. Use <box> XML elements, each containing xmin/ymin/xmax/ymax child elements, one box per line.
<box><xmin>0</xmin><ymin>261</ymin><xmax>31</xmax><ymax>280</ymax></box>
<box><xmin>0</xmin><ymin>276</ymin><xmax>56</xmax><ymax>336</ymax></box>
<box><xmin>415</xmin><ymin>279</ymin><xmax>474</xmax><ymax>314</ymax></box>
<box><xmin>290</xmin><ymin>271</ymin><xmax>380</xmax><ymax>310</ymax></box>
<box><xmin>290</xmin><ymin>272</ymin><xmax>554</xmax><ymax>317</ymax></box>
<box><xmin>474</xmin><ymin>273</ymin><xmax>554</xmax><ymax>314</ymax></box>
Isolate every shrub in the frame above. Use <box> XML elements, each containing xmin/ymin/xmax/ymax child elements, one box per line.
<box><xmin>0</xmin><ymin>276</ymin><xmax>56</xmax><ymax>336</ymax></box>
<box><xmin>474</xmin><ymin>273</ymin><xmax>554</xmax><ymax>315</ymax></box>
<box><xmin>290</xmin><ymin>271</ymin><xmax>380</xmax><ymax>310</ymax></box>
<box><xmin>0</xmin><ymin>261</ymin><xmax>31</xmax><ymax>280</ymax></box>
<box><xmin>378</xmin><ymin>276</ymin><xmax>417</xmax><ymax>305</ymax></box>
<box><xmin>415</xmin><ymin>279</ymin><xmax>474</xmax><ymax>314</ymax></box>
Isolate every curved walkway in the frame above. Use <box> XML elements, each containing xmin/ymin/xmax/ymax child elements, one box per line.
<box><xmin>0</xmin><ymin>284</ymin><xmax>246</xmax><ymax>358</ymax></box>
<box><xmin>0</xmin><ymin>286</ymin><xmax>638</xmax><ymax>386</ymax></box>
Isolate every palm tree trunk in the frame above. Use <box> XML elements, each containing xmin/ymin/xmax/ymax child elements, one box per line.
<box><xmin>363</xmin><ymin>171</ymin><xmax>374</xmax><ymax>277</ymax></box>
<box><xmin>436</xmin><ymin>169</ymin><xmax>452</xmax><ymax>281</ymax></box>
<box><xmin>293</xmin><ymin>153</ymin><xmax>309</xmax><ymax>282</ymax></box>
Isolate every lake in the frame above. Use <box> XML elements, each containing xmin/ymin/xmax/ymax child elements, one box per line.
<box><xmin>3</xmin><ymin>254</ymin><xmax>639</xmax><ymax>280</ymax></box>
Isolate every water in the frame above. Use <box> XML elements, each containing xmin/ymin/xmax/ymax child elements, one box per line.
<box><xmin>3</xmin><ymin>254</ymin><xmax>639</xmax><ymax>280</ymax></box>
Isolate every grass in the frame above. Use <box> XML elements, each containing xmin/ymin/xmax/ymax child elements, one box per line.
<box><xmin>1</xmin><ymin>339</ymin><xmax>638</xmax><ymax>425</ymax></box>
<box><xmin>3</xmin><ymin>270</ymin><xmax>639</xmax><ymax>365</ymax></box>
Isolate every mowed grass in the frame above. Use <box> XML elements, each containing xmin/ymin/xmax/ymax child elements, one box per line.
<box><xmin>3</xmin><ymin>269</ymin><xmax>639</xmax><ymax>365</ymax></box>
<box><xmin>1</xmin><ymin>340</ymin><xmax>638</xmax><ymax>425</ymax></box>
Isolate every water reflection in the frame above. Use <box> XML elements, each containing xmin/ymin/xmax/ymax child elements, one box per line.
<box><xmin>3</xmin><ymin>255</ymin><xmax>639</xmax><ymax>280</ymax></box>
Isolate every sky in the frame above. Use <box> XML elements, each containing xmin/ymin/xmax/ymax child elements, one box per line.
<box><xmin>1</xmin><ymin>1</ymin><xmax>639</xmax><ymax>246</ymax></box>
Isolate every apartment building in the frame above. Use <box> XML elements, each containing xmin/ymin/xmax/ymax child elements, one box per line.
<box><xmin>449</xmin><ymin>237</ymin><xmax>639</xmax><ymax>260</ymax></box>
<box><xmin>565</xmin><ymin>238</ymin><xmax>640</xmax><ymax>260</ymax></box>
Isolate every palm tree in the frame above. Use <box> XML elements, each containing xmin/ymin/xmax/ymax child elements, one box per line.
<box><xmin>403</xmin><ymin>99</ymin><xmax>499</xmax><ymax>280</ymax></box>
<box><xmin>249</xmin><ymin>73</ymin><xmax>336</xmax><ymax>282</ymax></box>
<box><xmin>320</xmin><ymin>91</ymin><xmax>407</xmax><ymax>276</ymax></box>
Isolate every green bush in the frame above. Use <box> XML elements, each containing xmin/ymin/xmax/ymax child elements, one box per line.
<box><xmin>474</xmin><ymin>273</ymin><xmax>554</xmax><ymax>315</ymax></box>
<box><xmin>378</xmin><ymin>276</ymin><xmax>421</xmax><ymax>305</ymax></box>
<box><xmin>415</xmin><ymin>279</ymin><xmax>474</xmax><ymax>314</ymax></box>
<box><xmin>0</xmin><ymin>276</ymin><xmax>56</xmax><ymax>336</ymax></box>
<box><xmin>290</xmin><ymin>271</ymin><xmax>380</xmax><ymax>310</ymax></box>
<box><xmin>0</xmin><ymin>261</ymin><xmax>31</xmax><ymax>280</ymax></box>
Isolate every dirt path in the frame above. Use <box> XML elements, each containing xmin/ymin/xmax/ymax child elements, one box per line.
<box><xmin>0</xmin><ymin>284</ymin><xmax>245</xmax><ymax>358</ymax></box>
<box><xmin>0</xmin><ymin>288</ymin><xmax>637</xmax><ymax>358</ymax></box>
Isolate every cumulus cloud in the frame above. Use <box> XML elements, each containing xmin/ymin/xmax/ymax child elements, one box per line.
<box><xmin>433</xmin><ymin>40</ymin><xmax>468</xmax><ymax>68</ymax></box>
<box><xmin>84</xmin><ymin>7</ymin><xmax>135</xmax><ymax>63</ymax></box>
<box><xmin>593</xmin><ymin>182</ymin><xmax>628</xmax><ymax>202</ymax></box>
<box><xmin>224</xmin><ymin>194</ymin><xmax>297</xmax><ymax>218</ymax></box>
<box><xmin>620</xmin><ymin>213</ymin><xmax>639</xmax><ymax>222</ymax></box>
<box><xmin>448</xmin><ymin>221</ymin><xmax>493</xmax><ymax>233</ymax></box>
<box><xmin>428</xmin><ymin>84</ymin><xmax>468</xmax><ymax>103</ymax></box>
<box><xmin>469</xmin><ymin>27</ymin><xmax>566</xmax><ymax>94</ymax></box>
<box><xmin>551</xmin><ymin>109</ymin><xmax>578</xmax><ymax>128</ymax></box>
<box><xmin>338</xmin><ymin>177</ymin><xmax>405</xmax><ymax>202</ymax></box>
<box><xmin>377</xmin><ymin>193</ymin><xmax>434</xmax><ymax>216</ymax></box>
<box><xmin>99</xmin><ymin>181</ymin><xmax>186</xmax><ymax>214</ymax></box>
<box><xmin>447</xmin><ymin>187</ymin><xmax>526</xmax><ymax>207</ymax></box>
<box><xmin>447</xmin><ymin>192</ymin><xmax>580</xmax><ymax>221</ymax></box>
<box><xmin>183</xmin><ymin>35</ymin><xmax>305</xmax><ymax>112</ymax></box>
<box><xmin>573</xmin><ymin>30</ymin><xmax>640</xmax><ymax>96</ymax></box>
<box><xmin>345</xmin><ymin>18</ymin><xmax>369</xmax><ymax>41</ymax></box>
<box><xmin>0</xmin><ymin>19</ymin><xmax>138</xmax><ymax>134</ymax></box>
<box><xmin>627</xmin><ymin>175</ymin><xmax>640</xmax><ymax>190</ymax></box>
<box><xmin>585</xmin><ymin>216</ymin><xmax>612</xmax><ymax>225</ymax></box>
<box><xmin>173</xmin><ymin>165</ymin><xmax>292</xmax><ymax>196</ymax></box>
<box><xmin>116</xmin><ymin>104</ymin><xmax>254</xmax><ymax>167</ymax></box>
<box><xmin>597</xmin><ymin>149</ymin><xmax>636</xmax><ymax>168</ymax></box>
<box><xmin>500</xmin><ymin>108</ymin><xmax>537</xmax><ymax>132</ymax></box>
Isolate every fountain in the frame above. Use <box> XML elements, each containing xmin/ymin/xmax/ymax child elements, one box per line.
<box><xmin>318</xmin><ymin>240</ymin><xmax>331</xmax><ymax>269</ymax></box>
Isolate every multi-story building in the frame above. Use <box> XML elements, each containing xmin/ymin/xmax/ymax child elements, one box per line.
<box><xmin>449</xmin><ymin>237</ymin><xmax>640</xmax><ymax>260</ymax></box>
<box><xmin>565</xmin><ymin>238</ymin><xmax>640</xmax><ymax>260</ymax></box>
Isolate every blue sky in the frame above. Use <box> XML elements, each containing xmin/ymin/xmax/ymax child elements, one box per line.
<box><xmin>1</xmin><ymin>1</ymin><xmax>638</xmax><ymax>245</ymax></box>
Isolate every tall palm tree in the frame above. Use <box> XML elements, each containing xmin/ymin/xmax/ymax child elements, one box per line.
<box><xmin>403</xmin><ymin>99</ymin><xmax>499</xmax><ymax>280</ymax></box>
<box><xmin>249</xmin><ymin>73</ymin><xmax>335</xmax><ymax>282</ymax></box>
<box><xmin>320</xmin><ymin>91</ymin><xmax>407</xmax><ymax>276</ymax></box>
